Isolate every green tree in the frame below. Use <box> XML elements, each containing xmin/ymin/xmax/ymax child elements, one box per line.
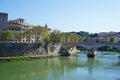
<box><xmin>14</xmin><ymin>32</ymin><xmax>23</xmax><ymax>40</ymax></box>
<box><xmin>60</xmin><ymin>33</ymin><xmax>66</xmax><ymax>45</ymax></box>
<box><xmin>0</xmin><ymin>30</ymin><xmax>13</xmax><ymax>41</ymax></box>
<box><xmin>23</xmin><ymin>29</ymin><xmax>32</xmax><ymax>39</ymax></box>
<box><xmin>60</xmin><ymin>33</ymin><xmax>81</xmax><ymax>44</ymax></box>
<box><xmin>107</xmin><ymin>46</ymin><xmax>113</xmax><ymax>51</ymax></box>
<box><xmin>50</xmin><ymin>30</ymin><xmax>61</xmax><ymax>43</ymax></box>
<box><xmin>23</xmin><ymin>26</ymin><xmax>50</xmax><ymax>44</ymax></box>
<box><xmin>83</xmin><ymin>37</ymin><xmax>90</xmax><ymax>43</ymax></box>
<box><xmin>110</xmin><ymin>36</ymin><xmax>115</xmax><ymax>43</ymax></box>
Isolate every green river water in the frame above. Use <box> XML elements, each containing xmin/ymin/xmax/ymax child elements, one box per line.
<box><xmin>0</xmin><ymin>51</ymin><xmax>120</xmax><ymax>80</ymax></box>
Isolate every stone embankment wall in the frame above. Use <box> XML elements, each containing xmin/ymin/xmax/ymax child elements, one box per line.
<box><xmin>0</xmin><ymin>43</ymin><xmax>61</xmax><ymax>57</ymax></box>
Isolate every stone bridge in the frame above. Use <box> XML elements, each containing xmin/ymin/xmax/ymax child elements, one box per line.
<box><xmin>61</xmin><ymin>43</ymin><xmax>120</xmax><ymax>57</ymax></box>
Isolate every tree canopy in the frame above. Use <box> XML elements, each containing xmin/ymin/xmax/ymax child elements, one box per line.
<box><xmin>110</xmin><ymin>36</ymin><xmax>115</xmax><ymax>43</ymax></box>
<box><xmin>0</xmin><ymin>26</ymin><xmax>81</xmax><ymax>45</ymax></box>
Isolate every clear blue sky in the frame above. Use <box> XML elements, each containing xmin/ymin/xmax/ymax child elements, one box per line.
<box><xmin>0</xmin><ymin>0</ymin><xmax>120</xmax><ymax>33</ymax></box>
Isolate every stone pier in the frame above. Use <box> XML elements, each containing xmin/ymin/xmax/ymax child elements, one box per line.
<box><xmin>87</xmin><ymin>49</ymin><xmax>97</xmax><ymax>58</ymax></box>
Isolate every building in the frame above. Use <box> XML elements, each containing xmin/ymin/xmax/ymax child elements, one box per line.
<box><xmin>0</xmin><ymin>12</ymin><xmax>51</xmax><ymax>43</ymax></box>
<box><xmin>97</xmin><ymin>32</ymin><xmax>120</xmax><ymax>43</ymax></box>
<box><xmin>7</xmin><ymin>18</ymin><xmax>35</xmax><ymax>43</ymax></box>
<box><xmin>8</xmin><ymin>18</ymin><xmax>33</xmax><ymax>31</ymax></box>
<box><xmin>0</xmin><ymin>12</ymin><xmax>8</xmax><ymax>30</ymax></box>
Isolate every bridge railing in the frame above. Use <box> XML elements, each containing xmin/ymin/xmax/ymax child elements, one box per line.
<box><xmin>63</xmin><ymin>43</ymin><xmax>120</xmax><ymax>46</ymax></box>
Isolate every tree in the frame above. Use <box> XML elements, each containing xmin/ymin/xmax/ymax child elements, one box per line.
<box><xmin>110</xmin><ymin>36</ymin><xmax>115</xmax><ymax>43</ymax></box>
<box><xmin>89</xmin><ymin>33</ymin><xmax>98</xmax><ymax>38</ymax></box>
<box><xmin>0</xmin><ymin>30</ymin><xmax>13</xmax><ymax>41</ymax></box>
<box><xmin>60</xmin><ymin>33</ymin><xmax>81</xmax><ymax>44</ymax></box>
<box><xmin>23</xmin><ymin>29</ymin><xmax>33</xmax><ymax>39</ymax></box>
<box><xmin>60</xmin><ymin>33</ymin><xmax>66</xmax><ymax>45</ymax></box>
<box><xmin>28</xmin><ymin>26</ymin><xmax>50</xmax><ymax>43</ymax></box>
<box><xmin>83</xmin><ymin>37</ymin><xmax>90</xmax><ymax>43</ymax></box>
<box><xmin>50</xmin><ymin>30</ymin><xmax>61</xmax><ymax>43</ymax></box>
<box><xmin>107</xmin><ymin>46</ymin><xmax>113</xmax><ymax>51</ymax></box>
<box><xmin>14</xmin><ymin>31</ymin><xmax>23</xmax><ymax>40</ymax></box>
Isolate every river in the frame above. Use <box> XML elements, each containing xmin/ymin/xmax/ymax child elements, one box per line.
<box><xmin>0</xmin><ymin>51</ymin><xmax>120</xmax><ymax>80</ymax></box>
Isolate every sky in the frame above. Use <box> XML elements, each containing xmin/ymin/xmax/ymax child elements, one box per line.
<box><xmin>0</xmin><ymin>0</ymin><xmax>120</xmax><ymax>33</ymax></box>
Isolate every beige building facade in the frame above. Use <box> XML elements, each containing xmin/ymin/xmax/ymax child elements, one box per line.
<box><xmin>0</xmin><ymin>12</ymin><xmax>51</xmax><ymax>43</ymax></box>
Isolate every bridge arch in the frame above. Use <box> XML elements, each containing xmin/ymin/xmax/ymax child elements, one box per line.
<box><xmin>62</xmin><ymin>43</ymin><xmax>120</xmax><ymax>57</ymax></box>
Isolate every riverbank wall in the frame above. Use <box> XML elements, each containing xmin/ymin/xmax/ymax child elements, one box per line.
<box><xmin>0</xmin><ymin>43</ymin><xmax>61</xmax><ymax>57</ymax></box>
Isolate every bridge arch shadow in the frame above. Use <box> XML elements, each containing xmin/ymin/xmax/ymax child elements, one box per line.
<box><xmin>76</xmin><ymin>46</ymin><xmax>86</xmax><ymax>51</ymax></box>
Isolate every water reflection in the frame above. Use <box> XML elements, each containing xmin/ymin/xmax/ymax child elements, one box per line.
<box><xmin>0</xmin><ymin>56</ymin><xmax>91</xmax><ymax>80</ymax></box>
<box><xmin>87</xmin><ymin>58</ymin><xmax>96</xmax><ymax>74</ymax></box>
<box><xmin>0</xmin><ymin>52</ymin><xmax>120</xmax><ymax>80</ymax></box>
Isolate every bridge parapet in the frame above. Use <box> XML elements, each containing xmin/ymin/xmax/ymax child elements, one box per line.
<box><xmin>63</xmin><ymin>43</ymin><xmax>120</xmax><ymax>50</ymax></box>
